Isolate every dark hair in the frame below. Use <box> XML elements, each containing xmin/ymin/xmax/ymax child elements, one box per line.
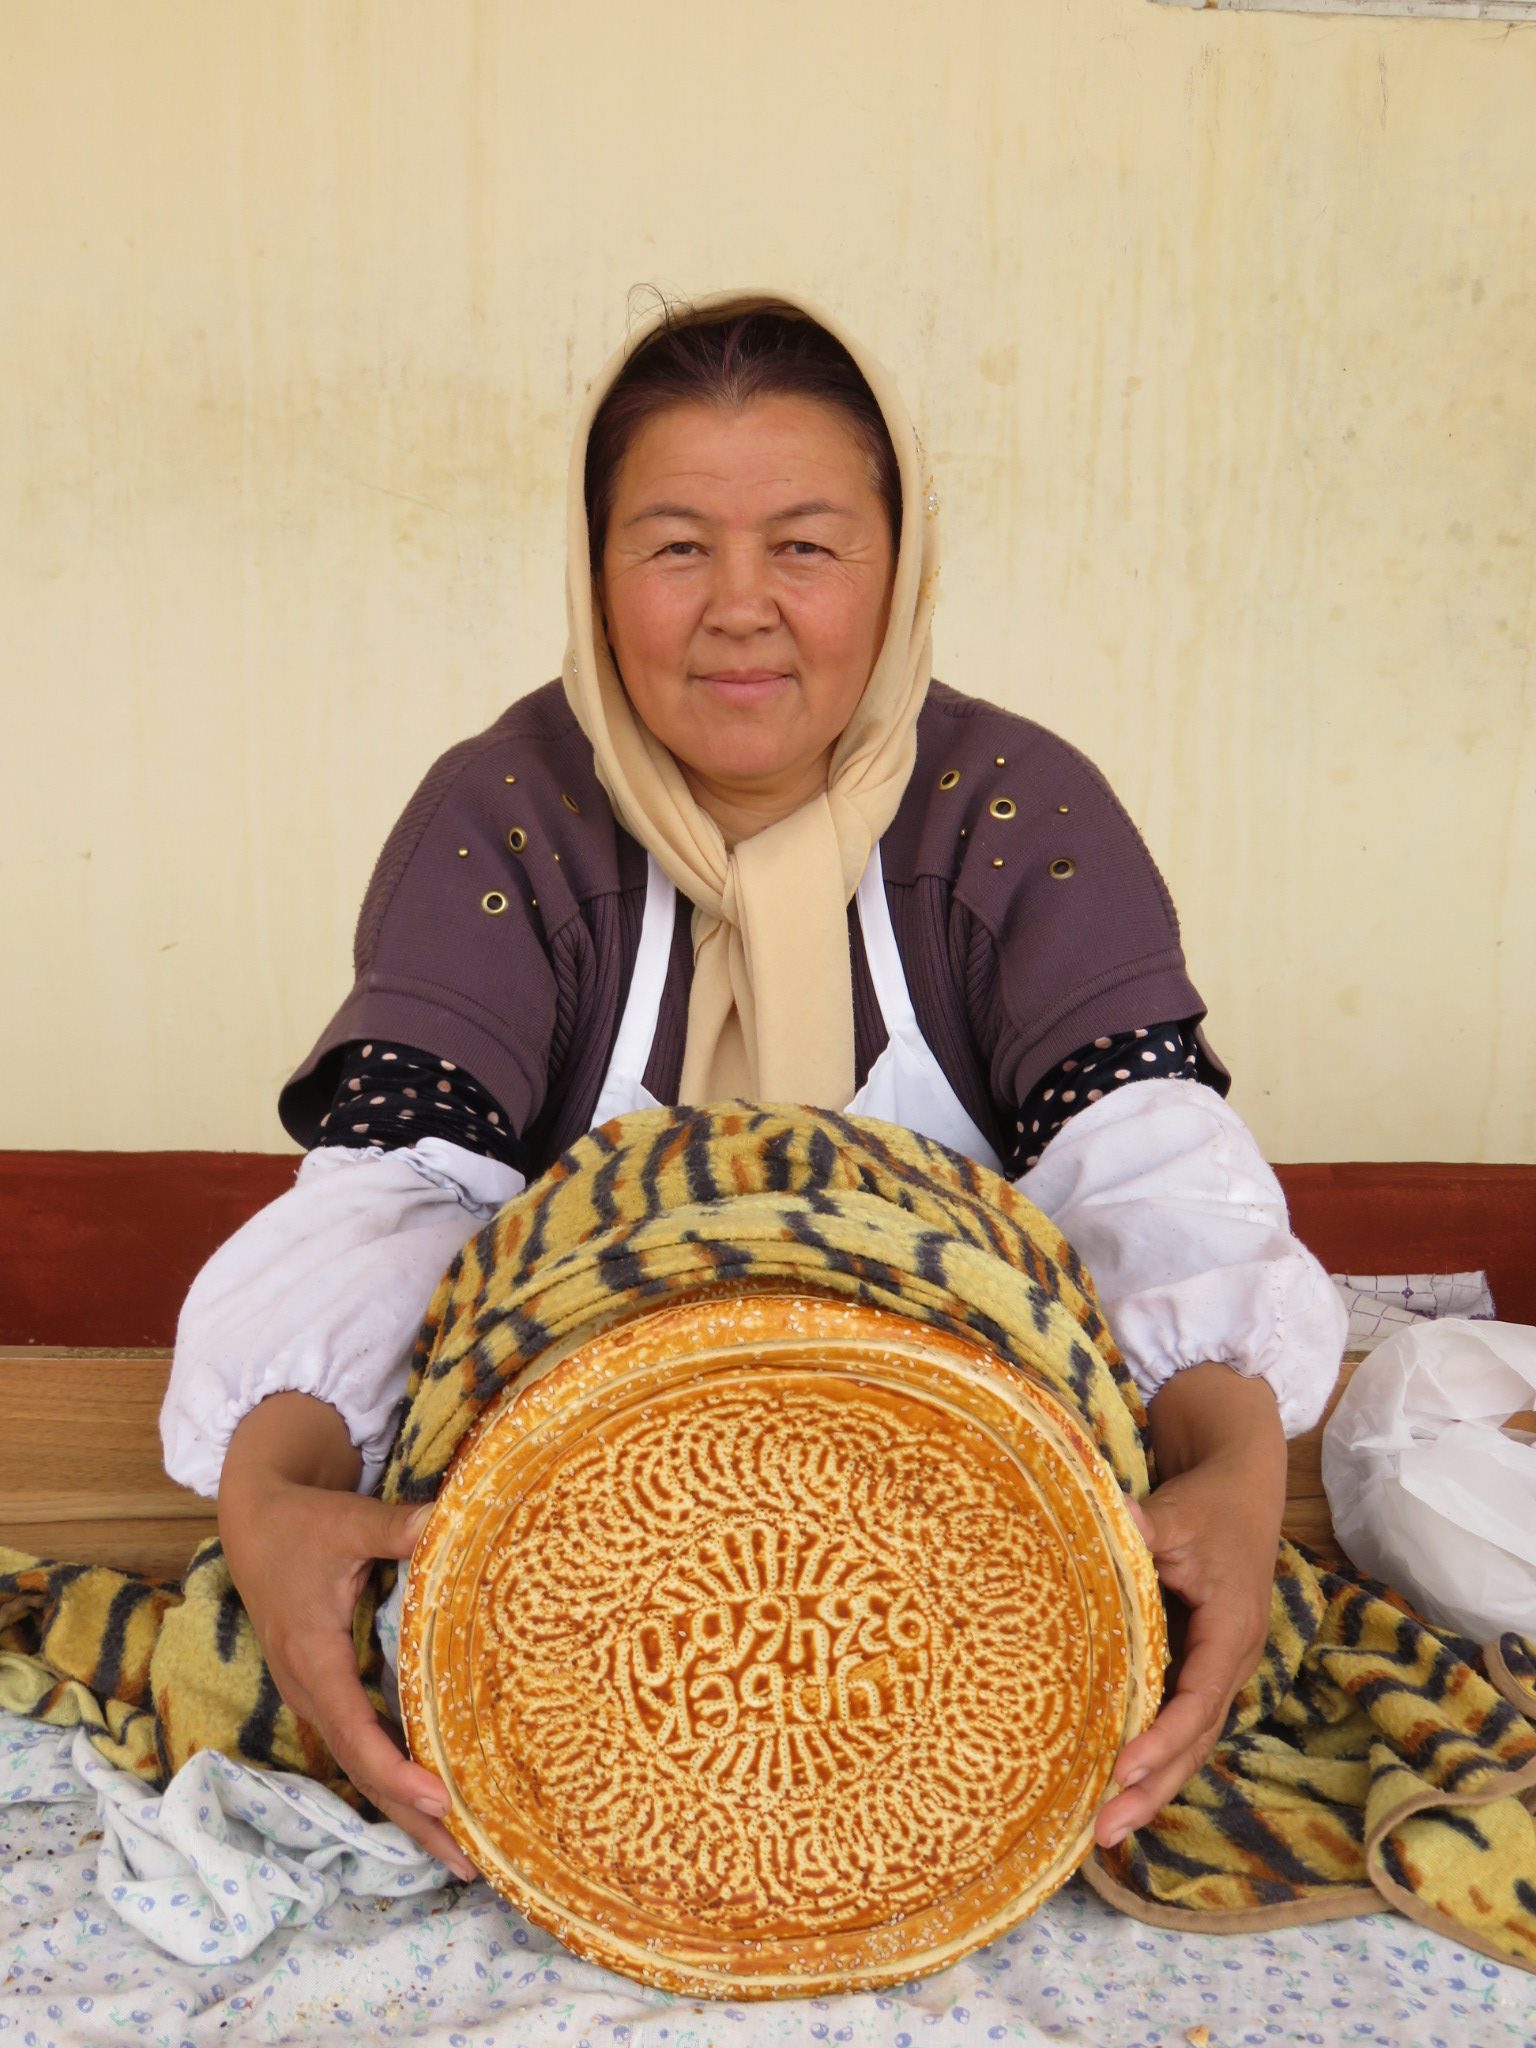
<box><xmin>584</xmin><ymin>301</ymin><xmax>903</xmax><ymax>561</ymax></box>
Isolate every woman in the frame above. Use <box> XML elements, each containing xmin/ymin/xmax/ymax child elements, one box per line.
<box><xmin>162</xmin><ymin>290</ymin><xmax>1345</xmax><ymax>1888</ymax></box>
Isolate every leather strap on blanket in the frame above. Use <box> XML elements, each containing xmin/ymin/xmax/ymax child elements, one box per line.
<box><xmin>3</xmin><ymin>1106</ymin><xmax>1534</xmax><ymax>1970</ymax></box>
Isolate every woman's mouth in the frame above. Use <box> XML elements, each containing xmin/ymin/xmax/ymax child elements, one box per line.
<box><xmin>693</xmin><ymin>669</ymin><xmax>793</xmax><ymax>703</ymax></box>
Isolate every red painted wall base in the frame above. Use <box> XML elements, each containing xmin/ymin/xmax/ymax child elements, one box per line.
<box><xmin>1</xmin><ymin>1151</ymin><xmax>1531</xmax><ymax>1348</ymax></box>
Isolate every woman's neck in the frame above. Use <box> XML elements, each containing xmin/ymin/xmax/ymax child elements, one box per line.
<box><xmin>683</xmin><ymin>753</ymin><xmax>833</xmax><ymax>847</ymax></box>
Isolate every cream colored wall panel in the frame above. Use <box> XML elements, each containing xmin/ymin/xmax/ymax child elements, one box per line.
<box><xmin>3</xmin><ymin>0</ymin><xmax>1531</xmax><ymax>1161</ymax></box>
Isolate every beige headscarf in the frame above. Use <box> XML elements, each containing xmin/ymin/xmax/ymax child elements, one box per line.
<box><xmin>562</xmin><ymin>289</ymin><xmax>940</xmax><ymax>1107</ymax></box>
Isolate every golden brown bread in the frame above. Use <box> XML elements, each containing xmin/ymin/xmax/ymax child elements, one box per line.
<box><xmin>400</xmin><ymin>1290</ymin><xmax>1165</xmax><ymax>1997</ymax></box>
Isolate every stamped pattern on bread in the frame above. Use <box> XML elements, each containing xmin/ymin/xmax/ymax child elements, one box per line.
<box><xmin>403</xmin><ymin>1290</ymin><xmax>1161</xmax><ymax>1988</ymax></box>
<box><xmin>466</xmin><ymin>1371</ymin><xmax>1115</xmax><ymax>1932</ymax></box>
<box><xmin>618</xmin><ymin>1513</ymin><xmax>936</xmax><ymax>1778</ymax></box>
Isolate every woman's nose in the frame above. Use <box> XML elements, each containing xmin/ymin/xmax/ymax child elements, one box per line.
<box><xmin>703</xmin><ymin>549</ymin><xmax>779</xmax><ymax>633</ymax></box>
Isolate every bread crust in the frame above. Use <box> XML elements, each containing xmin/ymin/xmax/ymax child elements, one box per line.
<box><xmin>400</xmin><ymin>1290</ymin><xmax>1165</xmax><ymax>1998</ymax></box>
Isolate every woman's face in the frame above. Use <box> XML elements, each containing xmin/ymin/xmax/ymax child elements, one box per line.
<box><xmin>599</xmin><ymin>395</ymin><xmax>896</xmax><ymax>834</ymax></box>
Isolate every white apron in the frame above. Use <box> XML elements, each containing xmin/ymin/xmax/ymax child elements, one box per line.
<box><xmin>589</xmin><ymin>848</ymin><xmax>1004</xmax><ymax>1173</ymax></box>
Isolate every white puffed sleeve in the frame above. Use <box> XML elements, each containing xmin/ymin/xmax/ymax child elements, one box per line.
<box><xmin>160</xmin><ymin>1139</ymin><xmax>525</xmax><ymax>1500</ymax></box>
<box><xmin>1017</xmin><ymin>1080</ymin><xmax>1345</xmax><ymax>1437</ymax></box>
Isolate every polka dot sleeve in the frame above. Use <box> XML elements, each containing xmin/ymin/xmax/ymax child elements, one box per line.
<box><xmin>313</xmin><ymin>1040</ymin><xmax>527</xmax><ymax>1175</ymax></box>
<box><xmin>1006</xmin><ymin>1019</ymin><xmax>1206</xmax><ymax>1175</ymax></box>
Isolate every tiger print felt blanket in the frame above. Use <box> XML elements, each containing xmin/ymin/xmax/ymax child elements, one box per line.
<box><xmin>3</xmin><ymin>1105</ymin><xmax>1535</xmax><ymax>1970</ymax></box>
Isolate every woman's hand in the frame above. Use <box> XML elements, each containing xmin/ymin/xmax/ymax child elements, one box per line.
<box><xmin>1094</xmin><ymin>1362</ymin><xmax>1286</xmax><ymax>1849</ymax></box>
<box><xmin>217</xmin><ymin>1393</ymin><xmax>474</xmax><ymax>1880</ymax></box>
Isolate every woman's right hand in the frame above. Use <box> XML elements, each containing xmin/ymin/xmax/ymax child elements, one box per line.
<box><xmin>216</xmin><ymin>1392</ymin><xmax>474</xmax><ymax>1880</ymax></box>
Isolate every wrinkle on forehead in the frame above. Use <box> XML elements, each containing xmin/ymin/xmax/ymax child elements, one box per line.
<box><xmin>611</xmin><ymin>399</ymin><xmax>882</xmax><ymax>516</ymax></box>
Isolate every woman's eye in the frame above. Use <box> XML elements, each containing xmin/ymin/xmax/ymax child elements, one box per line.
<box><xmin>659</xmin><ymin>540</ymin><xmax>701</xmax><ymax>558</ymax></box>
<box><xmin>782</xmin><ymin>540</ymin><xmax>825</xmax><ymax>558</ymax></box>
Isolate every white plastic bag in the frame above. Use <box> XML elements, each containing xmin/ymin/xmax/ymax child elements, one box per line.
<box><xmin>1322</xmin><ymin>1318</ymin><xmax>1536</xmax><ymax>1645</ymax></box>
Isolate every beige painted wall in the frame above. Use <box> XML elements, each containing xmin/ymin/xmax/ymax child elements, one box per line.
<box><xmin>3</xmin><ymin>0</ymin><xmax>1532</xmax><ymax>1161</ymax></box>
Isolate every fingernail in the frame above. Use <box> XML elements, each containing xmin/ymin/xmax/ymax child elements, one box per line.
<box><xmin>1101</xmin><ymin>1823</ymin><xmax>1130</xmax><ymax>1848</ymax></box>
<box><xmin>414</xmin><ymin>1793</ymin><xmax>449</xmax><ymax>1818</ymax></box>
<box><xmin>450</xmin><ymin>1857</ymin><xmax>475</xmax><ymax>1883</ymax></box>
<box><xmin>1118</xmin><ymin>1763</ymin><xmax>1147</xmax><ymax>1787</ymax></box>
<box><xmin>407</xmin><ymin>1506</ymin><xmax>433</xmax><ymax>1542</ymax></box>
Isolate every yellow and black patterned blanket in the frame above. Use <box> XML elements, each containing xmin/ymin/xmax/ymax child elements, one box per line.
<box><xmin>3</xmin><ymin>1106</ymin><xmax>1535</xmax><ymax>1969</ymax></box>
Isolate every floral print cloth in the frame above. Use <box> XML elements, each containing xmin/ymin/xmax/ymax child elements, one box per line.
<box><xmin>5</xmin><ymin>1711</ymin><xmax>1535</xmax><ymax>2048</ymax></box>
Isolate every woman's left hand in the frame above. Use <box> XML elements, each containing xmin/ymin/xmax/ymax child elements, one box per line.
<box><xmin>1094</xmin><ymin>1361</ymin><xmax>1288</xmax><ymax>1849</ymax></box>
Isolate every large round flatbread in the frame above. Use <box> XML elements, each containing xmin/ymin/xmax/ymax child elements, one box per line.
<box><xmin>400</xmin><ymin>1290</ymin><xmax>1165</xmax><ymax>1998</ymax></box>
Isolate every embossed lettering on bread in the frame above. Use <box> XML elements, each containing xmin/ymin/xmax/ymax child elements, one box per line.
<box><xmin>400</xmin><ymin>1292</ymin><xmax>1165</xmax><ymax>1999</ymax></box>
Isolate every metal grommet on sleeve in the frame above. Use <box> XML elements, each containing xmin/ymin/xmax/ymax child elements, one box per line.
<box><xmin>939</xmin><ymin>769</ymin><xmax>960</xmax><ymax>791</ymax></box>
<box><xmin>508</xmin><ymin>828</ymin><xmax>528</xmax><ymax>854</ymax></box>
<box><xmin>989</xmin><ymin>797</ymin><xmax>1016</xmax><ymax>821</ymax></box>
<box><xmin>562</xmin><ymin>793</ymin><xmax>581</xmax><ymax>814</ymax></box>
<box><xmin>1049</xmin><ymin>858</ymin><xmax>1076</xmax><ymax>881</ymax></box>
<box><xmin>481</xmin><ymin>890</ymin><xmax>509</xmax><ymax>915</ymax></box>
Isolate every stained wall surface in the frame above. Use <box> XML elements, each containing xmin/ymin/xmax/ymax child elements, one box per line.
<box><xmin>4</xmin><ymin>0</ymin><xmax>1532</xmax><ymax>1159</ymax></box>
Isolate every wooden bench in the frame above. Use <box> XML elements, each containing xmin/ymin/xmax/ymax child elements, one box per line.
<box><xmin>0</xmin><ymin>1351</ymin><xmax>1368</xmax><ymax>1572</ymax></box>
<box><xmin>2</xmin><ymin>1153</ymin><xmax>1531</xmax><ymax>1581</ymax></box>
<box><xmin>0</xmin><ymin>1349</ymin><xmax>214</xmax><ymax>1578</ymax></box>
<box><xmin>0</xmin><ymin>1346</ymin><xmax>1363</xmax><ymax>1582</ymax></box>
